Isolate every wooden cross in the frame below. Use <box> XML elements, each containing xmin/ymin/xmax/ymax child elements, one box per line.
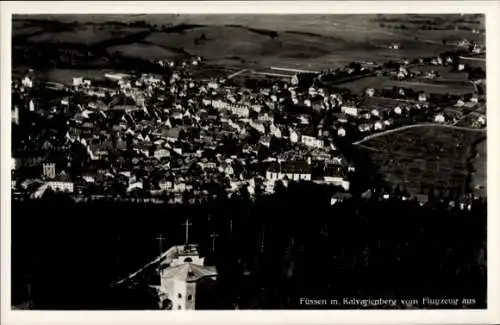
<box><xmin>156</xmin><ymin>234</ymin><xmax>165</xmax><ymax>258</ymax></box>
<box><xmin>210</xmin><ymin>232</ymin><xmax>219</xmax><ymax>253</ymax></box>
<box><xmin>182</xmin><ymin>219</ymin><xmax>192</xmax><ymax>245</ymax></box>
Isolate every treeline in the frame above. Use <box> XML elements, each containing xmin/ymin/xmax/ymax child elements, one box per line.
<box><xmin>373</xmin><ymin>15</ymin><xmax>482</xmax><ymax>25</ymax></box>
<box><xmin>12</xmin><ymin>43</ymin><xmax>171</xmax><ymax>75</ymax></box>
<box><xmin>377</xmin><ymin>22</ymin><xmax>483</xmax><ymax>32</ymax></box>
<box><xmin>11</xmin><ymin>181</ymin><xmax>487</xmax><ymax>309</ymax></box>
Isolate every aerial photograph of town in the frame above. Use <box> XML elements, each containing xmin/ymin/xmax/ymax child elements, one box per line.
<box><xmin>10</xmin><ymin>13</ymin><xmax>486</xmax><ymax>310</ymax></box>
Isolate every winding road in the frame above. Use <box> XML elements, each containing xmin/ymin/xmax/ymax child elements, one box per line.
<box><xmin>353</xmin><ymin>123</ymin><xmax>486</xmax><ymax>145</ymax></box>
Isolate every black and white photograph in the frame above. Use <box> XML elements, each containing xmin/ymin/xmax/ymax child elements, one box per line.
<box><xmin>1</xmin><ymin>1</ymin><xmax>499</xmax><ymax>324</ymax></box>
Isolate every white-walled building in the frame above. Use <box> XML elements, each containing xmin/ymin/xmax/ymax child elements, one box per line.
<box><xmin>44</xmin><ymin>171</ymin><xmax>74</xmax><ymax>193</ymax></box>
<box><xmin>323</xmin><ymin>165</ymin><xmax>350</xmax><ymax>191</ymax></box>
<box><xmin>46</xmin><ymin>179</ymin><xmax>74</xmax><ymax>193</ymax></box>
<box><xmin>12</xmin><ymin>106</ymin><xmax>20</xmax><ymax>125</ymax></box>
<box><xmin>289</xmin><ymin>128</ymin><xmax>299</xmax><ymax>143</ymax></box>
<box><xmin>365</xmin><ymin>88</ymin><xmax>375</xmax><ymax>97</ymax></box>
<box><xmin>29</xmin><ymin>99</ymin><xmax>36</xmax><ymax>112</ymax></box>
<box><xmin>301</xmin><ymin>135</ymin><xmax>324</xmax><ymax>149</ymax></box>
<box><xmin>266</xmin><ymin>161</ymin><xmax>312</xmax><ymax>182</ymax></box>
<box><xmin>434</xmin><ymin>113</ymin><xmax>445</xmax><ymax>123</ymax></box>
<box><xmin>337</xmin><ymin>127</ymin><xmax>346</xmax><ymax>137</ymax></box>
<box><xmin>42</xmin><ymin>163</ymin><xmax>56</xmax><ymax>179</ymax></box>
<box><xmin>341</xmin><ymin>105</ymin><xmax>358</xmax><ymax>117</ymax></box>
<box><xmin>154</xmin><ymin>149</ymin><xmax>170</xmax><ymax>160</ymax></box>
<box><xmin>158</xmin><ymin>244</ymin><xmax>217</xmax><ymax>310</ymax></box>
<box><xmin>22</xmin><ymin>75</ymin><xmax>33</xmax><ymax>88</ymax></box>
<box><xmin>73</xmin><ymin>77</ymin><xmax>84</xmax><ymax>87</ymax></box>
<box><xmin>374</xmin><ymin>121</ymin><xmax>384</xmax><ymax>131</ymax></box>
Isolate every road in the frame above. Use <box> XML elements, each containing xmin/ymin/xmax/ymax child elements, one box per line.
<box><xmin>270</xmin><ymin>67</ymin><xmax>320</xmax><ymax>74</ymax></box>
<box><xmin>459</xmin><ymin>56</ymin><xmax>486</xmax><ymax>62</ymax></box>
<box><xmin>253</xmin><ymin>71</ymin><xmax>294</xmax><ymax>78</ymax></box>
<box><xmin>353</xmin><ymin>123</ymin><xmax>486</xmax><ymax>145</ymax></box>
<box><xmin>227</xmin><ymin>69</ymin><xmax>249</xmax><ymax>79</ymax></box>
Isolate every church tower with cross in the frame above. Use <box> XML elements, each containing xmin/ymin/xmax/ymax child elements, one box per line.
<box><xmin>157</xmin><ymin>218</ymin><xmax>218</xmax><ymax>310</ymax></box>
<box><xmin>112</xmin><ymin>217</ymin><xmax>218</xmax><ymax>310</ymax></box>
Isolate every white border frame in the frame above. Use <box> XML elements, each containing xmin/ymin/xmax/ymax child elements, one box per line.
<box><xmin>1</xmin><ymin>2</ymin><xmax>499</xmax><ymax>325</ymax></box>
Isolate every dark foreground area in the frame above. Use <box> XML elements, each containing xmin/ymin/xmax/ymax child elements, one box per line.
<box><xmin>11</xmin><ymin>183</ymin><xmax>486</xmax><ymax>310</ymax></box>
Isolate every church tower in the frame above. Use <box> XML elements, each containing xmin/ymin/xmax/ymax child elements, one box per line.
<box><xmin>42</xmin><ymin>163</ymin><xmax>56</xmax><ymax>179</ymax></box>
<box><xmin>159</xmin><ymin>257</ymin><xmax>217</xmax><ymax>310</ymax></box>
<box><xmin>112</xmin><ymin>218</ymin><xmax>218</xmax><ymax>310</ymax></box>
<box><xmin>157</xmin><ymin>218</ymin><xmax>217</xmax><ymax>310</ymax></box>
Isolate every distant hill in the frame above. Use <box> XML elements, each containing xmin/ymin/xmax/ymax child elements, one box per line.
<box><xmin>13</xmin><ymin>14</ymin><xmax>485</xmax><ymax>71</ymax></box>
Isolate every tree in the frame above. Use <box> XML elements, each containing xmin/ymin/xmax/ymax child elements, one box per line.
<box><xmin>42</xmin><ymin>187</ymin><xmax>55</xmax><ymax>200</ymax></box>
<box><xmin>394</xmin><ymin>184</ymin><xmax>402</xmax><ymax>197</ymax></box>
<box><xmin>274</xmin><ymin>180</ymin><xmax>286</xmax><ymax>195</ymax></box>
<box><xmin>239</xmin><ymin>186</ymin><xmax>251</xmax><ymax>201</ymax></box>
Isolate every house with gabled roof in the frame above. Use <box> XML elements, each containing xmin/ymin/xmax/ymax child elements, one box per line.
<box><xmin>322</xmin><ymin>164</ymin><xmax>350</xmax><ymax>191</ymax></box>
<box><xmin>266</xmin><ymin>160</ymin><xmax>312</xmax><ymax>182</ymax></box>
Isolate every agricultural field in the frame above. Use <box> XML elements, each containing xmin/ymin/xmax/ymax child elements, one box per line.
<box><xmin>191</xmin><ymin>65</ymin><xmax>243</xmax><ymax>80</ymax></box>
<box><xmin>339</xmin><ymin>74</ymin><xmax>474</xmax><ymax>96</ymax></box>
<box><xmin>12</xmin><ymin>14</ymin><xmax>485</xmax><ymax>75</ymax></box>
<box><xmin>15</xmin><ymin>21</ymin><xmax>150</xmax><ymax>46</ymax></box>
<box><xmin>106</xmin><ymin>43</ymin><xmax>179</xmax><ymax>60</ymax></box>
<box><xmin>384</xmin><ymin>79</ymin><xmax>474</xmax><ymax>95</ymax></box>
<box><xmin>18</xmin><ymin>14</ymin><xmax>484</xmax><ymax>42</ymax></box>
<box><xmin>371</xmin><ymin>14</ymin><xmax>485</xmax><ymax>45</ymax></box>
<box><xmin>357</xmin><ymin>125</ymin><xmax>486</xmax><ymax>197</ymax></box>
<box><xmin>25</xmin><ymin>26</ymin><xmax>148</xmax><ymax>46</ymax></box>
<box><xmin>143</xmin><ymin>25</ymin><xmax>382</xmax><ymax>70</ymax></box>
<box><xmin>37</xmin><ymin>68</ymin><xmax>118</xmax><ymax>84</ymax></box>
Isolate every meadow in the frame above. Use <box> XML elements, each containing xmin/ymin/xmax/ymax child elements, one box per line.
<box><xmin>338</xmin><ymin>75</ymin><xmax>473</xmax><ymax>96</ymax></box>
<box><xmin>358</xmin><ymin>125</ymin><xmax>486</xmax><ymax>197</ymax></box>
<box><xmin>12</xmin><ymin>14</ymin><xmax>485</xmax><ymax>75</ymax></box>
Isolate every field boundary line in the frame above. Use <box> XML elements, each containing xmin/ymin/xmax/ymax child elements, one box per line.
<box><xmin>270</xmin><ymin>66</ymin><xmax>319</xmax><ymax>74</ymax></box>
<box><xmin>353</xmin><ymin>123</ymin><xmax>486</xmax><ymax>145</ymax></box>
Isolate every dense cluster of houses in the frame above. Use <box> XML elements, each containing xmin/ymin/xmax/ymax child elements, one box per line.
<box><xmin>11</xmin><ymin>42</ymin><xmax>486</xmax><ymax>203</ymax></box>
<box><xmin>11</xmin><ymin>64</ymin><xmax>353</xmax><ymax>201</ymax></box>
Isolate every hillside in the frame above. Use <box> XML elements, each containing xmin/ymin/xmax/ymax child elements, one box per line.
<box><xmin>13</xmin><ymin>14</ymin><xmax>485</xmax><ymax>72</ymax></box>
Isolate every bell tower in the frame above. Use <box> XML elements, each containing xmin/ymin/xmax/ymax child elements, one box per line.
<box><xmin>157</xmin><ymin>218</ymin><xmax>217</xmax><ymax>310</ymax></box>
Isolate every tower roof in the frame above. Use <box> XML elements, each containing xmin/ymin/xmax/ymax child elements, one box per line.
<box><xmin>159</xmin><ymin>244</ymin><xmax>200</xmax><ymax>267</ymax></box>
<box><xmin>162</xmin><ymin>263</ymin><xmax>217</xmax><ymax>283</ymax></box>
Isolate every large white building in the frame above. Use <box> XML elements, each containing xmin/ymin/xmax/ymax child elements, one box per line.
<box><xmin>323</xmin><ymin>165</ymin><xmax>350</xmax><ymax>191</ymax></box>
<box><xmin>266</xmin><ymin>161</ymin><xmax>312</xmax><ymax>182</ymax></box>
<box><xmin>45</xmin><ymin>179</ymin><xmax>74</xmax><ymax>193</ymax></box>
<box><xmin>341</xmin><ymin>105</ymin><xmax>358</xmax><ymax>117</ymax></box>
<box><xmin>42</xmin><ymin>163</ymin><xmax>56</xmax><ymax>179</ymax></box>
<box><xmin>301</xmin><ymin>135</ymin><xmax>324</xmax><ymax>149</ymax></box>
<box><xmin>211</xmin><ymin>100</ymin><xmax>249</xmax><ymax>118</ymax></box>
<box><xmin>157</xmin><ymin>244</ymin><xmax>217</xmax><ymax>310</ymax></box>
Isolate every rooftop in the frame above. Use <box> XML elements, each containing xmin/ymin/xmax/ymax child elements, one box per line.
<box><xmin>268</xmin><ymin>161</ymin><xmax>311</xmax><ymax>174</ymax></box>
<box><xmin>161</xmin><ymin>263</ymin><xmax>217</xmax><ymax>283</ymax></box>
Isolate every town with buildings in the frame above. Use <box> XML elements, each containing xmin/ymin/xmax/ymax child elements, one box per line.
<box><xmin>11</xmin><ymin>45</ymin><xmax>486</xmax><ymax>205</ymax></box>
<box><xmin>9</xmin><ymin>13</ymin><xmax>488</xmax><ymax>312</ymax></box>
